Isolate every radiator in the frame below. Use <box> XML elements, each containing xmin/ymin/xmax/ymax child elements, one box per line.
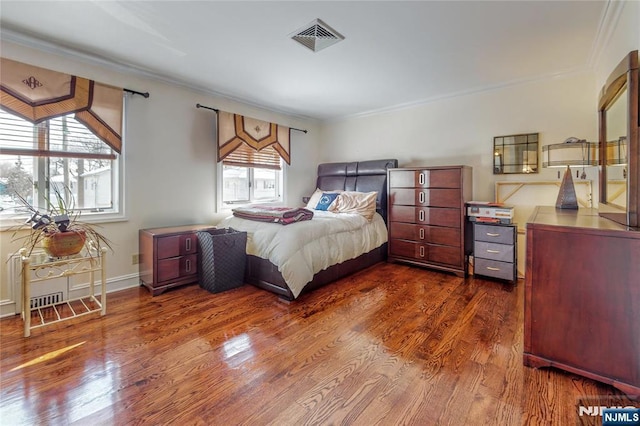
<box><xmin>9</xmin><ymin>250</ymin><xmax>68</xmax><ymax>314</ymax></box>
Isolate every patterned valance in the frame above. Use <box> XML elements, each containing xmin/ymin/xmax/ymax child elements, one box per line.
<box><xmin>0</xmin><ymin>58</ymin><xmax>123</xmax><ymax>154</ymax></box>
<box><xmin>217</xmin><ymin>110</ymin><xmax>290</xmax><ymax>169</ymax></box>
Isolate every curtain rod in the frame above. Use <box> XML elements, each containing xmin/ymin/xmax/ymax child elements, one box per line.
<box><xmin>196</xmin><ymin>103</ymin><xmax>308</xmax><ymax>134</ymax></box>
<box><xmin>124</xmin><ymin>88</ymin><xmax>150</xmax><ymax>98</ymax></box>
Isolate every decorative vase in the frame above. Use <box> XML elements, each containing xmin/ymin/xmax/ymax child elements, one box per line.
<box><xmin>42</xmin><ymin>230</ymin><xmax>86</xmax><ymax>257</ymax></box>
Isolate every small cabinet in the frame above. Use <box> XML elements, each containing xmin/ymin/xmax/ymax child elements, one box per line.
<box><xmin>139</xmin><ymin>224</ymin><xmax>215</xmax><ymax>296</ymax></box>
<box><xmin>473</xmin><ymin>223</ymin><xmax>517</xmax><ymax>282</ymax></box>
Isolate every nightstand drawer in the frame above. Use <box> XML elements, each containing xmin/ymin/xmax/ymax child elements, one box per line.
<box><xmin>474</xmin><ymin>241</ymin><xmax>514</xmax><ymax>263</ymax></box>
<box><xmin>475</xmin><ymin>258</ymin><xmax>515</xmax><ymax>281</ymax></box>
<box><xmin>157</xmin><ymin>254</ymin><xmax>198</xmax><ymax>282</ymax></box>
<box><xmin>157</xmin><ymin>233</ymin><xmax>198</xmax><ymax>259</ymax></box>
<box><xmin>474</xmin><ymin>224</ymin><xmax>515</xmax><ymax>245</ymax></box>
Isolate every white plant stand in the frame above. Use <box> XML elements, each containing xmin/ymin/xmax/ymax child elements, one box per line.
<box><xmin>20</xmin><ymin>247</ymin><xmax>107</xmax><ymax>337</ymax></box>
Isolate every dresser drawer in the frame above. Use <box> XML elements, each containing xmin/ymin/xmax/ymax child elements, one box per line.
<box><xmin>389</xmin><ymin>222</ymin><xmax>460</xmax><ymax>246</ymax></box>
<box><xmin>390</xmin><ymin>188</ymin><xmax>461</xmax><ymax>208</ymax></box>
<box><xmin>428</xmin><ymin>244</ymin><xmax>462</xmax><ymax>266</ymax></box>
<box><xmin>389</xmin><ymin>240</ymin><xmax>462</xmax><ymax>266</ymax></box>
<box><xmin>475</xmin><ymin>258</ymin><xmax>515</xmax><ymax>281</ymax></box>
<box><xmin>474</xmin><ymin>224</ymin><xmax>515</xmax><ymax>245</ymax></box>
<box><xmin>389</xmin><ymin>239</ymin><xmax>422</xmax><ymax>260</ymax></box>
<box><xmin>389</xmin><ymin>206</ymin><xmax>460</xmax><ymax>228</ymax></box>
<box><xmin>389</xmin><ymin>169</ymin><xmax>461</xmax><ymax>189</ymax></box>
<box><xmin>474</xmin><ymin>241</ymin><xmax>514</xmax><ymax>263</ymax></box>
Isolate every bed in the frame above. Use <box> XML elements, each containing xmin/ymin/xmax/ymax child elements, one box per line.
<box><xmin>217</xmin><ymin>159</ymin><xmax>398</xmax><ymax>300</ymax></box>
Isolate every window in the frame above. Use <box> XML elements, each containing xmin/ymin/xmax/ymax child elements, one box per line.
<box><xmin>220</xmin><ymin>163</ymin><xmax>283</xmax><ymax>208</ymax></box>
<box><xmin>0</xmin><ymin>108</ymin><xmax>122</xmax><ymax>220</ymax></box>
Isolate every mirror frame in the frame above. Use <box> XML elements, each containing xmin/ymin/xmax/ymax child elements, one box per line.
<box><xmin>492</xmin><ymin>132</ymin><xmax>539</xmax><ymax>175</ymax></box>
<box><xmin>599</xmin><ymin>50</ymin><xmax>639</xmax><ymax>228</ymax></box>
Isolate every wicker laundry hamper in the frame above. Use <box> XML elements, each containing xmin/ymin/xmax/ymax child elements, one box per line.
<box><xmin>196</xmin><ymin>228</ymin><xmax>247</xmax><ymax>293</ymax></box>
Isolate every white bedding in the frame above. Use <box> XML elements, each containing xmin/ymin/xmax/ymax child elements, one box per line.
<box><xmin>217</xmin><ymin>210</ymin><xmax>388</xmax><ymax>298</ymax></box>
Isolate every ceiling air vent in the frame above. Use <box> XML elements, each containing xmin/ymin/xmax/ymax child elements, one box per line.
<box><xmin>290</xmin><ymin>19</ymin><xmax>345</xmax><ymax>52</ymax></box>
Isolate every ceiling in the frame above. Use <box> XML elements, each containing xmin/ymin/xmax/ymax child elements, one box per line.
<box><xmin>0</xmin><ymin>1</ymin><xmax>610</xmax><ymax>120</ymax></box>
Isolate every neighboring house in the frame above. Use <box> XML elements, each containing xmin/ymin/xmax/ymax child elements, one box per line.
<box><xmin>79</xmin><ymin>166</ymin><xmax>112</xmax><ymax>211</ymax></box>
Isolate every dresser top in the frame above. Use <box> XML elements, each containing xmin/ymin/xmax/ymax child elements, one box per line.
<box><xmin>527</xmin><ymin>206</ymin><xmax>640</xmax><ymax>237</ymax></box>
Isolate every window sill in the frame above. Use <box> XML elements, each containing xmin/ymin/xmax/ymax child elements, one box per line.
<box><xmin>0</xmin><ymin>212</ymin><xmax>127</xmax><ymax>232</ymax></box>
<box><xmin>219</xmin><ymin>200</ymin><xmax>284</xmax><ymax>212</ymax></box>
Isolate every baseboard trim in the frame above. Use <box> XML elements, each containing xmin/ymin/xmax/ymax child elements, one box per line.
<box><xmin>0</xmin><ymin>273</ymin><xmax>140</xmax><ymax>319</ymax></box>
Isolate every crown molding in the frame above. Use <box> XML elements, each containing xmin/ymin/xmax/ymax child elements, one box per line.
<box><xmin>587</xmin><ymin>0</ymin><xmax>626</xmax><ymax>69</ymax></box>
<box><xmin>330</xmin><ymin>67</ymin><xmax>594</xmax><ymax>122</ymax></box>
<box><xmin>0</xmin><ymin>27</ymin><xmax>317</xmax><ymax>123</ymax></box>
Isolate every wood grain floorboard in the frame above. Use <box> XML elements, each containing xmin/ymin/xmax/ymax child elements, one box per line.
<box><xmin>1</xmin><ymin>262</ymin><xmax>637</xmax><ymax>425</ymax></box>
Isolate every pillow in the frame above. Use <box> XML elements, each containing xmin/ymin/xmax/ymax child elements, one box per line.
<box><xmin>315</xmin><ymin>192</ymin><xmax>340</xmax><ymax>211</ymax></box>
<box><xmin>305</xmin><ymin>188</ymin><xmax>342</xmax><ymax>210</ymax></box>
<box><xmin>329</xmin><ymin>191</ymin><xmax>378</xmax><ymax>221</ymax></box>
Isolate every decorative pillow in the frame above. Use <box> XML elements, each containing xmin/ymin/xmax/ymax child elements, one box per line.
<box><xmin>315</xmin><ymin>192</ymin><xmax>340</xmax><ymax>211</ymax></box>
<box><xmin>306</xmin><ymin>188</ymin><xmax>342</xmax><ymax>210</ymax></box>
<box><xmin>329</xmin><ymin>191</ymin><xmax>378</xmax><ymax>221</ymax></box>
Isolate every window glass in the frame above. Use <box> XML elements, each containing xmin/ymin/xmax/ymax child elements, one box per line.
<box><xmin>0</xmin><ymin>109</ymin><xmax>121</xmax><ymax>218</ymax></box>
<box><xmin>221</xmin><ymin>164</ymin><xmax>282</xmax><ymax>207</ymax></box>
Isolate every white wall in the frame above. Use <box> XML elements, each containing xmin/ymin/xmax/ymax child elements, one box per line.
<box><xmin>320</xmin><ymin>72</ymin><xmax>599</xmax><ymax>202</ymax></box>
<box><xmin>0</xmin><ymin>40</ymin><xmax>321</xmax><ymax>316</ymax></box>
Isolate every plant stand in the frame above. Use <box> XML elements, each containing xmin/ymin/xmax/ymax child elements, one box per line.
<box><xmin>20</xmin><ymin>247</ymin><xmax>107</xmax><ymax>337</ymax></box>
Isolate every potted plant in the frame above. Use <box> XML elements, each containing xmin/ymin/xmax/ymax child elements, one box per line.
<box><xmin>11</xmin><ymin>183</ymin><xmax>112</xmax><ymax>258</ymax></box>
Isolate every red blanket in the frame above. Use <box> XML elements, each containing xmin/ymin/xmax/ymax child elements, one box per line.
<box><xmin>232</xmin><ymin>205</ymin><xmax>314</xmax><ymax>225</ymax></box>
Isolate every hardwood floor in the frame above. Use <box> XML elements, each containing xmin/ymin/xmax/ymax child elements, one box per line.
<box><xmin>0</xmin><ymin>262</ymin><xmax>636</xmax><ymax>425</ymax></box>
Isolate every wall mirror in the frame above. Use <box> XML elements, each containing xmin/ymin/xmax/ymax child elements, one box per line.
<box><xmin>493</xmin><ymin>133</ymin><xmax>539</xmax><ymax>174</ymax></box>
<box><xmin>599</xmin><ymin>50</ymin><xmax>639</xmax><ymax>228</ymax></box>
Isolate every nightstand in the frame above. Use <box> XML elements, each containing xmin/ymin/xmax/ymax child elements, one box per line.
<box><xmin>139</xmin><ymin>224</ymin><xmax>216</xmax><ymax>296</ymax></box>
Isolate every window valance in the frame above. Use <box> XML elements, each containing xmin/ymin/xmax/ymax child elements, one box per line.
<box><xmin>217</xmin><ymin>110</ymin><xmax>290</xmax><ymax>169</ymax></box>
<box><xmin>0</xmin><ymin>58</ymin><xmax>123</xmax><ymax>154</ymax></box>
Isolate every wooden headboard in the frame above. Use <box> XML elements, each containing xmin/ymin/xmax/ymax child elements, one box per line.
<box><xmin>316</xmin><ymin>159</ymin><xmax>399</xmax><ymax>221</ymax></box>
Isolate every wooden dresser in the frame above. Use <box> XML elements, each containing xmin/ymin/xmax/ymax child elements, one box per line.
<box><xmin>139</xmin><ymin>224</ymin><xmax>216</xmax><ymax>296</ymax></box>
<box><xmin>387</xmin><ymin>166</ymin><xmax>472</xmax><ymax>276</ymax></box>
<box><xmin>525</xmin><ymin>206</ymin><xmax>640</xmax><ymax>396</ymax></box>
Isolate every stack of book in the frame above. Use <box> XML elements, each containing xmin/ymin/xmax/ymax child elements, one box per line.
<box><xmin>466</xmin><ymin>201</ymin><xmax>514</xmax><ymax>224</ymax></box>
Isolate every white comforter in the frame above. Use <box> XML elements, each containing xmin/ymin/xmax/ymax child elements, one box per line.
<box><xmin>217</xmin><ymin>210</ymin><xmax>388</xmax><ymax>298</ymax></box>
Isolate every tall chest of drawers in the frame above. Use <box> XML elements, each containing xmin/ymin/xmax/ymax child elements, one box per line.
<box><xmin>387</xmin><ymin>166</ymin><xmax>472</xmax><ymax>276</ymax></box>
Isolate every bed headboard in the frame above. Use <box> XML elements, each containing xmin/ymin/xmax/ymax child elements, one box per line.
<box><xmin>316</xmin><ymin>159</ymin><xmax>398</xmax><ymax>221</ymax></box>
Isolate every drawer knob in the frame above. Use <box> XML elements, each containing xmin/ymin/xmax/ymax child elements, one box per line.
<box><xmin>487</xmin><ymin>249</ymin><xmax>500</xmax><ymax>254</ymax></box>
<box><xmin>419</xmin><ymin>228</ymin><xmax>425</xmax><ymax>240</ymax></box>
<box><xmin>486</xmin><ymin>232</ymin><xmax>500</xmax><ymax>237</ymax></box>
<box><xmin>186</xmin><ymin>237</ymin><xmax>192</xmax><ymax>251</ymax></box>
<box><xmin>419</xmin><ymin>246</ymin><xmax>425</xmax><ymax>258</ymax></box>
<box><xmin>486</xmin><ymin>266</ymin><xmax>500</xmax><ymax>271</ymax></box>
<box><xmin>419</xmin><ymin>191</ymin><xmax>425</xmax><ymax>203</ymax></box>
